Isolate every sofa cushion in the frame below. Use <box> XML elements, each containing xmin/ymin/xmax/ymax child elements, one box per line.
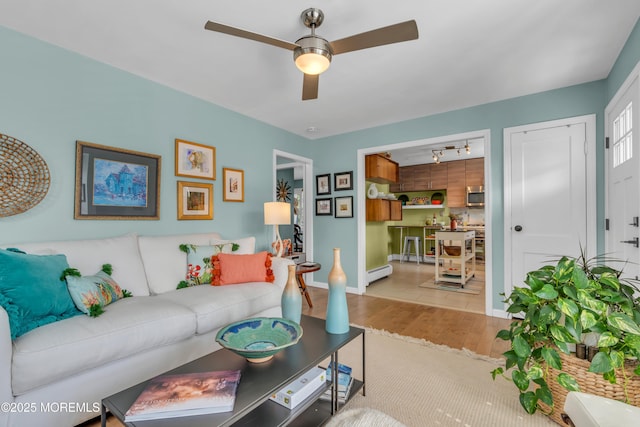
<box><xmin>10</xmin><ymin>233</ymin><xmax>150</xmax><ymax>296</ymax></box>
<box><xmin>212</xmin><ymin>252</ymin><xmax>275</xmax><ymax>285</ymax></box>
<box><xmin>65</xmin><ymin>269</ymin><xmax>128</xmax><ymax>316</ymax></box>
<box><xmin>156</xmin><ymin>283</ymin><xmax>281</xmax><ymax>335</ymax></box>
<box><xmin>0</xmin><ymin>249</ymin><xmax>80</xmax><ymax>339</ymax></box>
<box><xmin>11</xmin><ymin>296</ymin><xmax>196</xmax><ymax>395</ymax></box>
<box><xmin>137</xmin><ymin>232</ymin><xmax>221</xmax><ymax>294</ymax></box>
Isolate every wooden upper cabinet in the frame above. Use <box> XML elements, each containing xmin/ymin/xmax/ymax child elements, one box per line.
<box><xmin>465</xmin><ymin>158</ymin><xmax>484</xmax><ymax>187</ymax></box>
<box><xmin>390</xmin><ymin>163</ymin><xmax>448</xmax><ymax>192</ymax></box>
<box><xmin>446</xmin><ymin>160</ymin><xmax>466</xmax><ymax>208</ymax></box>
<box><xmin>366</xmin><ymin>199</ymin><xmax>403</xmax><ymax>222</ymax></box>
<box><xmin>429</xmin><ymin>163</ymin><xmax>448</xmax><ymax>189</ymax></box>
<box><xmin>365</xmin><ymin>154</ymin><xmax>399</xmax><ymax>184</ymax></box>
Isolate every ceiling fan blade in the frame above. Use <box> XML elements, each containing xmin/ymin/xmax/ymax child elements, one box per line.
<box><xmin>204</xmin><ymin>21</ymin><xmax>299</xmax><ymax>51</ymax></box>
<box><xmin>302</xmin><ymin>74</ymin><xmax>319</xmax><ymax>101</ymax></box>
<box><xmin>330</xmin><ymin>20</ymin><xmax>418</xmax><ymax>55</ymax></box>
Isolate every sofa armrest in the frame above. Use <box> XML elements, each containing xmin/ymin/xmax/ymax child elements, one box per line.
<box><xmin>0</xmin><ymin>307</ymin><xmax>14</xmax><ymax>411</ymax></box>
<box><xmin>271</xmin><ymin>257</ymin><xmax>295</xmax><ymax>290</ymax></box>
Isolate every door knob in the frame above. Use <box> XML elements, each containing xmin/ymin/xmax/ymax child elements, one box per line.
<box><xmin>630</xmin><ymin>217</ymin><xmax>639</xmax><ymax>227</ymax></box>
<box><xmin>514</xmin><ymin>225</ymin><xmax>523</xmax><ymax>232</ymax></box>
<box><xmin>620</xmin><ymin>237</ymin><xmax>639</xmax><ymax>248</ymax></box>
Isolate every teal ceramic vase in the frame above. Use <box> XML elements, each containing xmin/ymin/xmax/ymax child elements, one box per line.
<box><xmin>281</xmin><ymin>264</ymin><xmax>302</xmax><ymax>324</ymax></box>
<box><xmin>326</xmin><ymin>248</ymin><xmax>349</xmax><ymax>334</ymax></box>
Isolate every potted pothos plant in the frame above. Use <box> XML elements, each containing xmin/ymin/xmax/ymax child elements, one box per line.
<box><xmin>492</xmin><ymin>252</ymin><xmax>640</xmax><ymax>415</ymax></box>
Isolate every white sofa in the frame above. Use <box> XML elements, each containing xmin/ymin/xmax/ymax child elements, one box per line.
<box><xmin>0</xmin><ymin>232</ymin><xmax>293</xmax><ymax>427</ymax></box>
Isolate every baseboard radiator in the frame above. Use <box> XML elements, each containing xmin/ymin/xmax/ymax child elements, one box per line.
<box><xmin>367</xmin><ymin>264</ymin><xmax>393</xmax><ymax>285</ymax></box>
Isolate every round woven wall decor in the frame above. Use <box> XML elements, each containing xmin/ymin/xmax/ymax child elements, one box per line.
<box><xmin>0</xmin><ymin>133</ymin><xmax>51</xmax><ymax>217</ymax></box>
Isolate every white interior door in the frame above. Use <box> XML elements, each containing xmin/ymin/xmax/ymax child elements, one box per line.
<box><xmin>504</xmin><ymin>116</ymin><xmax>595</xmax><ymax>299</ymax></box>
<box><xmin>606</xmin><ymin>73</ymin><xmax>639</xmax><ymax>279</ymax></box>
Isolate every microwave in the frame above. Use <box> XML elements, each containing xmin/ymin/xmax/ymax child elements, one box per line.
<box><xmin>466</xmin><ymin>186</ymin><xmax>484</xmax><ymax>207</ymax></box>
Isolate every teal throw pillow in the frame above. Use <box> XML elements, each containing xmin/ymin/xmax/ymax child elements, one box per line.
<box><xmin>0</xmin><ymin>248</ymin><xmax>81</xmax><ymax>339</ymax></box>
<box><xmin>178</xmin><ymin>243</ymin><xmax>239</xmax><ymax>288</ymax></box>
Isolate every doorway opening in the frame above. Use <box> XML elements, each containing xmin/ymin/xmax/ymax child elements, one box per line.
<box><xmin>273</xmin><ymin>150</ymin><xmax>314</xmax><ymax>262</ymax></box>
<box><xmin>356</xmin><ymin>130</ymin><xmax>493</xmax><ymax>316</ymax></box>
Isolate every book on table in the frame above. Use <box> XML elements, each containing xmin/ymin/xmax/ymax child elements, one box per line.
<box><xmin>321</xmin><ymin>362</ymin><xmax>353</xmax><ymax>402</ymax></box>
<box><xmin>124</xmin><ymin>370</ymin><xmax>241</xmax><ymax>422</ymax></box>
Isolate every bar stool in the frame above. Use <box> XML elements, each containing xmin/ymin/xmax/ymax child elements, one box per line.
<box><xmin>401</xmin><ymin>236</ymin><xmax>421</xmax><ymax>264</ymax></box>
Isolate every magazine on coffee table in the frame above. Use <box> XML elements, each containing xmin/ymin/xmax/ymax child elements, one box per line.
<box><xmin>125</xmin><ymin>370</ymin><xmax>241</xmax><ymax>422</ymax></box>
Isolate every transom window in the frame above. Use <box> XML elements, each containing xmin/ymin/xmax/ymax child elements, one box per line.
<box><xmin>613</xmin><ymin>101</ymin><xmax>633</xmax><ymax>167</ymax></box>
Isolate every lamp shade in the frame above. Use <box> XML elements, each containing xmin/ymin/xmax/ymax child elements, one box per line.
<box><xmin>264</xmin><ymin>202</ymin><xmax>291</xmax><ymax>225</ymax></box>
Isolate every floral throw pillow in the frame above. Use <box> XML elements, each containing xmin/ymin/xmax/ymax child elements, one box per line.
<box><xmin>178</xmin><ymin>243</ymin><xmax>239</xmax><ymax>288</ymax></box>
<box><xmin>64</xmin><ymin>264</ymin><xmax>132</xmax><ymax>317</ymax></box>
<box><xmin>211</xmin><ymin>251</ymin><xmax>274</xmax><ymax>286</ymax></box>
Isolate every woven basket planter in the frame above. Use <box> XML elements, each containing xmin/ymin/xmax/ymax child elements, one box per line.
<box><xmin>540</xmin><ymin>350</ymin><xmax>640</xmax><ymax>425</ymax></box>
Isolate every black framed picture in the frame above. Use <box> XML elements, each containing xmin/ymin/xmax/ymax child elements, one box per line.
<box><xmin>316</xmin><ymin>173</ymin><xmax>331</xmax><ymax>195</ymax></box>
<box><xmin>74</xmin><ymin>141</ymin><xmax>161</xmax><ymax>220</ymax></box>
<box><xmin>334</xmin><ymin>196</ymin><xmax>353</xmax><ymax>218</ymax></box>
<box><xmin>334</xmin><ymin>171</ymin><xmax>353</xmax><ymax>191</ymax></box>
<box><xmin>315</xmin><ymin>198</ymin><xmax>333</xmax><ymax>216</ymax></box>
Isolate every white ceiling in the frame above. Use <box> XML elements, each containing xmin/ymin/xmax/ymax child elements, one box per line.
<box><xmin>0</xmin><ymin>1</ymin><xmax>638</xmax><ymax>140</ymax></box>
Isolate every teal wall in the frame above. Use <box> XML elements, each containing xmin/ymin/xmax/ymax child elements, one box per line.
<box><xmin>0</xmin><ymin>26</ymin><xmax>309</xmax><ymax>251</ymax></box>
<box><xmin>1</xmin><ymin>17</ymin><xmax>639</xmax><ymax>314</ymax></box>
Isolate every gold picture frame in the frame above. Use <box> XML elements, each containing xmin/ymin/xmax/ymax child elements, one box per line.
<box><xmin>175</xmin><ymin>139</ymin><xmax>216</xmax><ymax>180</ymax></box>
<box><xmin>177</xmin><ymin>181</ymin><xmax>213</xmax><ymax>220</ymax></box>
<box><xmin>222</xmin><ymin>168</ymin><xmax>244</xmax><ymax>202</ymax></box>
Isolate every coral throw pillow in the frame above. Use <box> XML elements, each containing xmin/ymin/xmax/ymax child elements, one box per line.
<box><xmin>212</xmin><ymin>251</ymin><xmax>274</xmax><ymax>285</ymax></box>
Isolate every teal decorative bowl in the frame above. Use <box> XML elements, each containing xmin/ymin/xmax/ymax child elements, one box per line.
<box><xmin>215</xmin><ymin>317</ymin><xmax>303</xmax><ymax>363</ymax></box>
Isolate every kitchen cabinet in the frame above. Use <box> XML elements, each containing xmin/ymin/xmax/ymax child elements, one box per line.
<box><xmin>365</xmin><ymin>154</ymin><xmax>399</xmax><ymax>184</ymax></box>
<box><xmin>390</xmin><ymin>163</ymin><xmax>448</xmax><ymax>192</ymax></box>
<box><xmin>446</xmin><ymin>160</ymin><xmax>466</xmax><ymax>207</ymax></box>
<box><xmin>366</xmin><ymin>199</ymin><xmax>402</xmax><ymax>221</ymax></box>
<box><xmin>465</xmin><ymin>158</ymin><xmax>484</xmax><ymax>187</ymax></box>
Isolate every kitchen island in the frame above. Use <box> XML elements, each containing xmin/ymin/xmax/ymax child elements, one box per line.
<box><xmin>435</xmin><ymin>230</ymin><xmax>476</xmax><ymax>286</ymax></box>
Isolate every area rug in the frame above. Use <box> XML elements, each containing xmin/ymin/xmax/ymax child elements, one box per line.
<box><xmin>330</xmin><ymin>328</ymin><xmax>555</xmax><ymax>427</ymax></box>
<box><xmin>418</xmin><ymin>279</ymin><xmax>482</xmax><ymax>295</ymax></box>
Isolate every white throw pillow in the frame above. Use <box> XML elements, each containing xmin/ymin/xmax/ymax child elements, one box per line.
<box><xmin>8</xmin><ymin>233</ymin><xmax>150</xmax><ymax>296</ymax></box>
<box><xmin>138</xmin><ymin>232</ymin><xmax>221</xmax><ymax>295</ymax></box>
<box><xmin>210</xmin><ymin>236</ymin><xmax>256</xmax><ymax>254</ymax></box>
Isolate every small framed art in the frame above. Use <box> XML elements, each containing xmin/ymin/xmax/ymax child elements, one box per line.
<box><xmin>316</xmin><ymin>173</ymin><xmax>331</xmax><ymax>195</ymax></box>
<box><xmin>334</xmin><ymin>171</ymin><xmax>353</xmax><ymax>191</ymax></box>
<box><xmin>316</xmin><ymin>198</ymin><xmax>333</xmax><ymax>216</ymax></box>
<box><xmin>223</xmin><ymin>168</ymin><xmax>244</xmax><ymax>202</ymax></box>
<box><xmin>175</xmin><ymin>139</ymin><xmax>215</xmax><ymax>180</ymax></box>
<box><xmin>177</xmin><ymin>181</ymin><xmax>213</xmax><ymax>220</ymax></box>
<box><xmin>74</xmin><ymin>141</ymin><xmax>161</xmax><ymax>220</ymax></box>
<box><xmin>334</xmin><ymin>196</ymin><xmax>353</xmax><ymax>218</ymax></box>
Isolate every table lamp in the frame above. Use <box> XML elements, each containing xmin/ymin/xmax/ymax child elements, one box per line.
<box><xmin>264</xmin><ymin>202</ymin><xmax>291</xmax><ymax>257</ymax></box>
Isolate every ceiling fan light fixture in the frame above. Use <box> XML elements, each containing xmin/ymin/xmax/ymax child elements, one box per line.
<box><xmin>294</xmin><ymin>36</ymin><xmax>332</xmax><ymax>75</ymax></box>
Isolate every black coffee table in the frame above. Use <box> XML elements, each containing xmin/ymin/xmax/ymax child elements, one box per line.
<box><xmin>101</xmin><ymin>315</ymin><xmax>365</xmax><ymax>426</ymax></box>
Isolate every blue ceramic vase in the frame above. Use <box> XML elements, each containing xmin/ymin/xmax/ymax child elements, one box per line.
<box><xmin>326</xmin><ymin>248</ymin><xmax>349</xmax><ymax>334</ymax></box>
<box><xmin>281</xmin><ymin>264</ymin><xmax>302</xmax><ymax>324</ymax></box>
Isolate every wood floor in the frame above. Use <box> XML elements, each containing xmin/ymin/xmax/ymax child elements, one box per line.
<box><xmin>365</xmin><ymin>260</ymin><xmax>486</xmax><ymax>314</ymax></box>
<box><xmin>81</xmin><ymin>288</ymin><xmax>512</xmax><ymax>427</ymax></box>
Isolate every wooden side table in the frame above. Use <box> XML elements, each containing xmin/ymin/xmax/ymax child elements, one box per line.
<box><xmin>295</xmin><ymin>262</ymin><xmax>320</xmax><ymax>308</ymax></box>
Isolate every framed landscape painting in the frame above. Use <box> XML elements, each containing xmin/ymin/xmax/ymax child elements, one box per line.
<box><xmin>177</xmin><ymin>181</ymin><xmax>213</xmax><ymax>220</ymax></box>
<box><xmin>334</xmin><ymin>196</ymin><xmax>353</xmax><ymax>218</ymax></box>
<box><xmin>223</xmin><ymin>168</ymin><xmax>244</xmax><ymax>202</ymax></box>
<box><xmin>175</xmin><ymin>139</ymin><xmax>216</xmax><ymax>180</ymax></box>
<box><xmin>74</xmin><ymin>141</ymin><xmax>161</xmax><ymax>220</ymax></box>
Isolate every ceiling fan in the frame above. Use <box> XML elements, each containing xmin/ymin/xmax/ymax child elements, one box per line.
<box><xmin>204</xmin><ymin>8</ymin><xmax>418</xmax><ymax>100</ymax></box>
